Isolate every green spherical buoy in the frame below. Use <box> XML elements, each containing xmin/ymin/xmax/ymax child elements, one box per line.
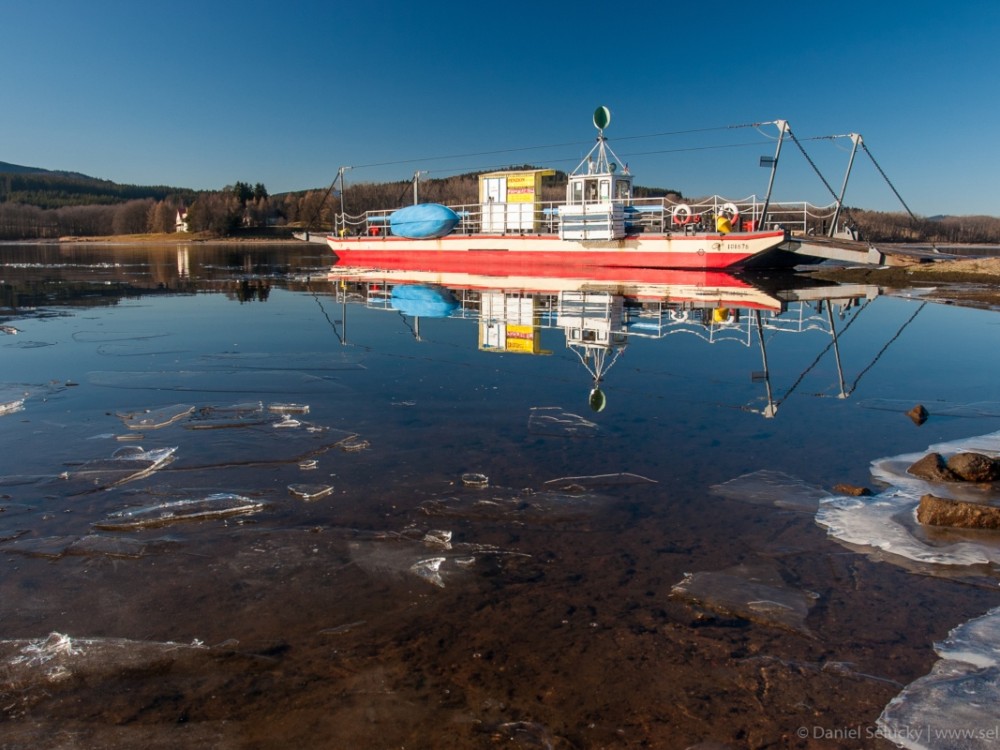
<box><xmin>593</xmin><ymin>106</ymin><xmax>611</xmax><ymax>132</ymax></box>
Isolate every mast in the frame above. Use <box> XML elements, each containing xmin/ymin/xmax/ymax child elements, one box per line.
<box><xmin>337</xmin><ymin>166</ymin><xmax>351</xmax><ymax>235</ymax></box>
<box><xmin>413</xmin><ymin>170</ymin><xmax>427</xmax><ymax>205</ymax></box>
<box><xmin>758</xmin><ymin>120</ymin><xmax>789</xmax><ymax>232</ymax></box>
<box><xmin>830</xmin><ymin>133</ymin><xmax>862</xmax><ymax>237</ymax></box>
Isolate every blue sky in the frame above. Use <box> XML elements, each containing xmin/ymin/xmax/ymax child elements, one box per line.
<box><xmin>3</xmin><ymin>0</ymin><xmax>997</xmax><ymax>216</ymax></box>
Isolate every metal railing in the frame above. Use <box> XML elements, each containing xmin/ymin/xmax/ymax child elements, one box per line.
<box><xmin>333</xmin><ymin>196</ymin><xmax>842</xmax><ymax>238</ymax></box>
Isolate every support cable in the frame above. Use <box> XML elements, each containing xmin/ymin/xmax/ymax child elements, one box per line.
<box><xmin>861</xmin><ymin>143</ymin><xmax>918</xmax><ymax>222</ymax></box>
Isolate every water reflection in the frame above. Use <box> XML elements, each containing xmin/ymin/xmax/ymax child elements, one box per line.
<box><xmin>325</xmin><ymin>264</ymin><xmax>883</xmax><ymax>417</ymax></box>
<box><xmin>3</xmin><ymin>244</ymin><xmax>1000</xmax><ymax>748</ymax></box>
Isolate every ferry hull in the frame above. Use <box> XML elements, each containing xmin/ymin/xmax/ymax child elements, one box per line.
<box><xmin>326</xmin><ymin>230</ymin><xmax>790</xmax><ymax>271</ymax></box>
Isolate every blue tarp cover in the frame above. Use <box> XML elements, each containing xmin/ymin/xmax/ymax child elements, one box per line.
<box><xmin>389</xmin><ymin>204</ymin><xmax>460</xmax><ymax>239</ymax></box>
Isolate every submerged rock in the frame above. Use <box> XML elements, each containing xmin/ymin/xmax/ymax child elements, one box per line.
<box><xmin>906</xmin><ymin>403</ymin><xmax>928</xmax><ymax>425</ymax></box>
<box><xmin>832</xmin><ymin>483</ymin><xmax>872</xmax><ymax>497</ymax></box>
<box><xmin>917</xmin><ymin>494</ymin><xmax>1000</xmax><ymax>530</ymax></box>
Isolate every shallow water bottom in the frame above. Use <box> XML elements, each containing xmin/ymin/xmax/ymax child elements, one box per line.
<box><xmin>2</xmin><ymin>463</ymin><xmax>995</xmax><ymax>750</ymax></box>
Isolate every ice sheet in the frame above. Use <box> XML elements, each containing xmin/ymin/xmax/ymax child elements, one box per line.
<box><xmin>58</xmin><ymin>446</ymin><xmax>177</xmax><ymax>493</ymax></box>
<box><xmin>543</xmin><ymin>472</ymin><xmax>657</xmax><ymax>490</ymax></box>
<box><xmin>878</xmin><ymin>607</ymin><xmax>1000</xmax><ymax>749</ymax></box>
<box><xmin>0</xmin><ymin>397</ymin><xmax>25</xmax><ymax>416</ymax></box>
<box><xmin>94</xmin><ymin>493</ymin><xmax>264</xmax><ymax>530</ymax></box>
<box><xmin>711</xmin><ymin>469</ymin><xmax>832</xmax><ymax>511</ymax></box>
<box><xmin>671</xmin><ymin>563</ymin><xmax>817</xmax><ymax>634</ymax></box>
<box><xmin>816</xmin><ymin>429</ymin><xmax>1000</xmax><ymax>569</ymax></box>
<box><xmin>287</xmin><ymin>484</ymin><xmax>334</xmax><ymax>501</ymax></box>
<box><xmin>936</xmin><ymin>606</ymin><xmax>1000</xmax><ymax>669</ymax></box>
<box><xmin>347</xmin><ymin>526</ymin><xmax>524</xmax><ymax>588</ymax></box>
<box><xmin>116</xmin><ymin>404</ymin><xmax>195</xmax><ymax>430</ymax></box>
<box><xmin>0</xmin><ymin>633</ymin><xmax>210</xmax><ymax>716</ymax></box>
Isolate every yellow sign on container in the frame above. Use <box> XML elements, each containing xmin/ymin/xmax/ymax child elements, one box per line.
<box><xmin>505</xmin><ymin>324</ymin><xmax>538</xmax><ymax>353</ymax></box>
<box><xmin>506</xmin><ymin>173</ymin><xmax>537</xmax><ymax>204</ymax></box>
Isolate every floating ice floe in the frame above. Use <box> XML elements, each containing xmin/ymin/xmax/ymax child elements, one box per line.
<box><xmin>543</xmin><ymin>472</ymin><xmax>658</xmax><ymax>490</ymax></box>
<box><xmin>336</xmin><ymin>435</ymin><xmax>369</xmax><ymax>452</ymax></box>
<box><xmin>0</xmin><ymin>632</ymin><xmax>208</xmax><ymax>695</ymax></box>
<box><xmin>410</xmin><ymin>557</ymin><xmax>446</xmax><ymax>587</ymax></box>
<box><xmin>268</xmin><ymin>403</ymin><xmax>310</xmax><ymax>414</ymax></box>
<box><xmin>347</xmin><ymin>526</ymin><xmax>524</xmax><ymax>588</ymax></box>
<box><xmin>528</xmin><ymin>406</ymin><xmax>598</xmax><ymax>437</ymax></box>
<box><xmin>671</xmin><ymin>563</ymin><xmax>818</xmax><ymax>634</ymax></box>
<box><xmin>711</xmin><ymin>469</ymin><xmax>832</xmax><ymax>512</ymax></box>
<box><xmin>184</xmin><ymin>401</ymin><xmax>269</xmax><ymax>429</ymax></box>
<box><xmin>0</xmin><ymin>397</ymin><xmax>26</xmax><ymax>417</ymax></box>
<box><xmin>816</xmin><ymin>430</ymin><xmax>1000</xmax><ymax>569</ymax></box>
<box><xmin>287</xmin><ymin>484</ymin><xmax>333</xmax><ymax>501</ymax></box>
<box><xmin>461</xmin><ymin>472</ymin><xmax>489</xmax><ymax>488</ymax></box>
<box><xmin>116</xmin><ymin>404</ymin><xmax>195</xmax><ymax>430</ymax></box>
<box><xmin>59</xmin><ymin>446</ymin><xmax>177</xmax><ymax>492</ymax></box>
<box><xmin>93</xmin><ymin>492</ymin><xmax>263</xmax><ymax>530</ymax></box>
<box><xmin>878</xmin><ymin>606</ymin><xmax>1000</xmax><ymax>749</ymax></box>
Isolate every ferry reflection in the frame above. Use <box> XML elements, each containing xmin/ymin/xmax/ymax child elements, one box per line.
<box><xmin>326</xmin><ymin>265</ymin><xmax>883</xmax><ymax>417</ymax></box>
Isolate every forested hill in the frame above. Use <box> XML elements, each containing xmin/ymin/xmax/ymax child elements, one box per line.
<box><xmin>0</xmin><ymin>161</ymin><xmax>197</xmax><ymax>209</ymax></box>
<box><xmin>2</xmin><ymin>161</ymin><xmax>1000</xmax><ymax>244</ymax></box>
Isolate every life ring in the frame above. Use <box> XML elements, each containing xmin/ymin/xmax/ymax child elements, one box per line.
<box><xmin>671</xmin><ymin>204</ymin><xmax>692</xmax><ymax>225</ymax></box>
<box><xmin>720</xmin><ymin>202</ymin><xmax>740</xmax><ymax>225</ymax></box>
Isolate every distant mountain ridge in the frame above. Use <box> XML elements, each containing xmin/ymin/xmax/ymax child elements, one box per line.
<box><xmin>0</xmin><ymin>160</ymin><xmax>93</xmax><ymax>180</ymax></box>
<box><xmin>0</xmin><ymin>161</ymin><xmax>196</xmax><ymax>209</ymax></box>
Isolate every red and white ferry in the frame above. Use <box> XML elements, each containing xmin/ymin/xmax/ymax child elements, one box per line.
<box><xmin>325</xmin><ymin>108</ymin><xmax>816</xmax><ymax>271</ymax></box>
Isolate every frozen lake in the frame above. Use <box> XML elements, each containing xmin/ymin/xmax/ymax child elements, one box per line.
<box><xmin>2</xmin><ymin>243</ymin><xmax>1000</xmax><ymax>749</ymax></box>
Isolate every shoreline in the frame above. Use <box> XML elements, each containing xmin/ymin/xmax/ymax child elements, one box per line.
<box><xmin>9</xmin><ymin>233</ymin><xmax>1000</xmax><ymax>284</ymax></box>
<box><xmin>53</xmin><ymin>232</ymin><xmax>305</xmax><ymax>245</ymax></box>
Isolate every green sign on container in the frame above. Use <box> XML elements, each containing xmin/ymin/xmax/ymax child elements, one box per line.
<box><xmin>593</xmin><ymin>106</ymin><xmax>611</xmax><ymax>131</ymax></box>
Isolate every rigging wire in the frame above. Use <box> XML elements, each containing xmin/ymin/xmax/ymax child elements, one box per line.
<box><xmin>787</xmin><ymin>130</ymin><xmax>841</xmax><ymax>203</ymax></box>
<box><xmin>861</xmin><ymin>143</ymin><xmax>918</xmax><ymax>222</ymax></box>
<box><xmin>306</xmin><ymin>118</ymin><xmax>914</xmax><ymax>232</ymax></box>
<box><xmin>345</xmin><ymin>121</ymin><xmax>773</xmax><ymax>172</ymax></box>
